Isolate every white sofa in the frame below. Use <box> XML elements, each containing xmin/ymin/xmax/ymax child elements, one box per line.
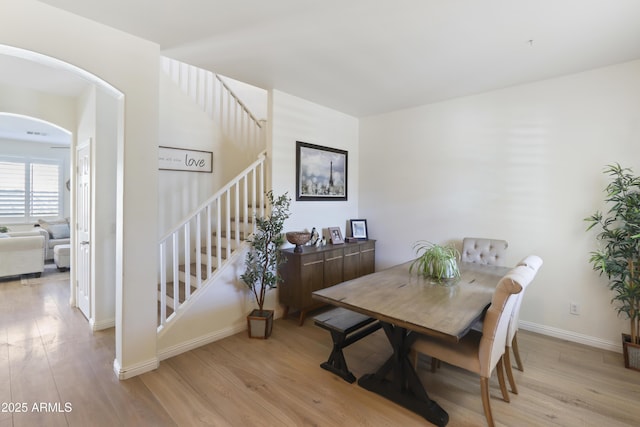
<box><xmin>0</xmin><ymin>231</ymin><xmax>45</xmax><ymax>278</ymax></box>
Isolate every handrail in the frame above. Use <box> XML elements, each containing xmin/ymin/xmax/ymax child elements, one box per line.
<box><xmin>159</xmin><ymin>150</ymin><xmax>267</xmax><ymax>242</ymax></box>
<box><xmin>157</xmin><ymin>151</ymin><xmax>266</xmax><ymax>331</ymax></box>
<box><xmin>215</xmin><ymin>74</ymin><xmax>262</xmax><ymax>129</ymax></box>
<box><xmin>158</xmin><ymin>57</ymin><xmax>268</xmax><ymax>332</ymax></box>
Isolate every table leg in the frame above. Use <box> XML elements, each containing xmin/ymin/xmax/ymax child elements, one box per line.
<box><xmin>358</xmin><ymin>322</ymin><xmax>449</xmax><ymax>427</ymax></box>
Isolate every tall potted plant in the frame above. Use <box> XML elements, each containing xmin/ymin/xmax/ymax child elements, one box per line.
<box><xmin>585</xmin><ymin>163</ymin><xmax>640</xmax><ymax>370</ymax></box>
<box><xmin>241</xmin><ymin>191</ymin><xmax>291</xmax><ymax>338</ymax></box>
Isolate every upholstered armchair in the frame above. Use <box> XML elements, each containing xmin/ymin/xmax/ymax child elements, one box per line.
<box><xmin>461</xmin><ymin>237</ymin><xmax>508</xmax><ymax>266</ymax></box>
<box><xmin>36</xmin><ymin>218</ymin><xmax>71</xmax><ymax>261</ymax></box>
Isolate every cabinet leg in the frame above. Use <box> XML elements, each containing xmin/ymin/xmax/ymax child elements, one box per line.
<box><xmin>298</xmin><ymin>310</ymin><xmax>307</xmax><ymax>326</ymax></box>
<box><xmin>283</xmin><ymin>306</ymin><xmax>290</xmax><ymax>320</ymax></box>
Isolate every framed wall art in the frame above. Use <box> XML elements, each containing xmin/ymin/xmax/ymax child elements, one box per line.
<box><xmin>328</xmin><ymin>226</ymin><xmax>344</xmax><ymax>245</ymax></box>
<box><xmin>296</xmin><ymin>141</ymin><xmax>347</xmax><ymax>201</ymax></box>
<box><xmin>159</xmin><ymin>146</ymin><xmax>213</xmax><ymax>173</ymax></box>
<box><xmin>350</xmin><ymin>219</ymin><xmax>368</xmax><ymax>240</ymax></box>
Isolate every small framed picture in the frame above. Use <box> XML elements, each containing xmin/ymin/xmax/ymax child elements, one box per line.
<box><xmin>350</xmin><ymin>219</ymin><xmax>368</xmax><ymax>240</ymax></box>
<box><xmin>328</xmin><ymin>227</ymin><xmax>344</xmax><ymax>245</ymax></box>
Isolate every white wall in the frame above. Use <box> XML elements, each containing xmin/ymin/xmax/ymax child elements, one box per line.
<box><xmin>0</xmin><ymin>83</ymin><xmax>74</xmax><ymax>225</ymax></box>
<box><xmin>158</xmin><ymin>71</ymin><xmax>221</xmax><ymax>233</ymax></box>
<box><xmin>0</xmin><ymin>82</ymin><xmax>76</xmax><ymax>134</ymax></box>
<box><xmin>1</xmin><ymin>0</ymin><xmax>160</xmax><ymax>378</ymax></box>
<box><xmin>270</xmin><ymin>90</ymin><xmax>360</xmax><ymax>242</ymax></box>
<box><xmin>93</xmin><ymin>89</ymin><xmax>119</xmax><ymax>330</ymax></box>
<box><xmin>359</xmin><ymin>59</ymin><xmax>640</xmax><ymax>351</ymax></box>
<box><xmin>158</xmin><ymin>71</ymin><xmax>267</xmax><ymax>234</ymax></box>
<box><xmin>156</xmin><ymin>89</ymin><xmax>359</xmax><ymax>352</ymax></box>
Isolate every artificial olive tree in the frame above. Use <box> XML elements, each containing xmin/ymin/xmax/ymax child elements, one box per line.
<box><xmin>241</xmin><ymin>191</ymin><xmax>291</xmax><ymax>312</ymax></box>
<box><xmin>585</xmin><ymin>163</ymin><xmax>640</xmax><ymax>345</ymax></box>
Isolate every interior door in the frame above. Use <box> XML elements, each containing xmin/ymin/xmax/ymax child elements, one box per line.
<box><xmin>76</xmin><ymin>141</ymin><xmax>91</xmax><ymax>320</ymax></box>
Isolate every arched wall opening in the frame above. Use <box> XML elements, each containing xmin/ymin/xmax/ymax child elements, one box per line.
<box><xmin>0</xmin><ymin>43</ymin><xmax>125</xmax><ymax>366</ymax></box>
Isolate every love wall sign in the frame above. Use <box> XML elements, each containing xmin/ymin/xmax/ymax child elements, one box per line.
<box><xmin>159</xmin><ymin>146</ymin><xmax>213</xmax><ymax>173</ymax></box>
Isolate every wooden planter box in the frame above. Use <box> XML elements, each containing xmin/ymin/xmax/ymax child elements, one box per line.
<box><xmin>247</xmin><ymin>309</ymin><xmax>274</xmax><ymax>339</ymax></box>
<box><xmin>622</xmin><ymin>333</ymin><xmax>640</xmax><ymax>371</ymax></box>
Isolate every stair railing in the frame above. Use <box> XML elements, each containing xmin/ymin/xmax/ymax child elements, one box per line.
<box><xmin>157</xmin><ymin>151</ymin><xmax>266</xmax><ymax>331</ymax></box>
<box><xmin>161</xmin><ymin>56</ymin><xmax>264</xmax><ymax>151</ymax></box>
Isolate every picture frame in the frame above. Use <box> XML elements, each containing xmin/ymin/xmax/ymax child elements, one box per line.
<box><xmin>159</xmin><ymin>146</ymin><xmax>213</xmax><ymax>173</ymax></box>
<box><xmin>328</xmin><ymin>226</ymin><xmax>344</xmax><ymax>245</ymax></box>
<box><xmin>296</xmin><ymin>141</ymin><xmax>347</xmax><ymax>201</ymax></box>
<box><xmin>350</xmin><ymin>219</ymin><xmax>368</xmax><ymax>240</ymax></box>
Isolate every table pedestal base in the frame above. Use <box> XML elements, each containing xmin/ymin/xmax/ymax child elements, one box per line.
<box><xmin>357</xmin><ymin>322</ymin><xmax>449</xmax><ymax>427</ymax></box>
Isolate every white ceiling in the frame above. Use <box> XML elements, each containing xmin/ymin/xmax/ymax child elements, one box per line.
<box><xmin>36</xmin><ymin>0</ymin><xmax>640</xmax><ymax>117</ymax></box>
<box><xmin>0</xmin><ymin>0</ymin><xmax>636</xmax><ymax>122</ymax></box>
<box><xmin>0</xmin><ymin>113</ymin><xmax>72</xmax><ymax>145</ymax></box>
<box><xmin>0</xmin><ymin>53</ymin><xmax>86</xmax><ymax>145</ymax></box>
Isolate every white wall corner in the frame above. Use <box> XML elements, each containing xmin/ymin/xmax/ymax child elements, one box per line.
<box><xmin>92</xmin><ymin>317</ymin><xmax>116</xmax><ymax>332</ymax></box>
<box><xmin>113</xmin><ymin>356</ymin><xmax>160</xmax><ymax>380</ymax></box>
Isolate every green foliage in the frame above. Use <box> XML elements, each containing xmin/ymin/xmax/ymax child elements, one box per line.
<box><xmin>410</xmin><ymin>240</ymin><xmax>460</xmax><ymax>282</ymax></box>
<box><xmin>585</xmin><ymin>163</ymin><xmax>640</xmax><ymax>344</ymax></box>
<box><xmin>0</xmin><ymin>226</ymin><xmax>8</xmax><ymax>233</ymax></box>
<box><xmin>241</xmin><ymin>191</ymin><xmax>291</xmax><ymax>311</ymax></box>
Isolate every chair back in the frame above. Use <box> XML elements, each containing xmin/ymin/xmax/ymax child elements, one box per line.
<box><xmin>506</xmin><ymin>255</ymin><xmax>543</xmax><ymax>344</ymax></box>
<box><xmin>461</xmin><ymin>237</ymin><xmax>508</xmax><ymax>266</ymax></box>
<box><xmin>478</xmin><ymin>267</ymin><xmax>530</xmax><ymax>376</ymax></box>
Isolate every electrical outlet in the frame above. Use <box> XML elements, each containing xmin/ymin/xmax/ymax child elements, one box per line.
<box><xmin>570</xmin><ymin>302</ymin><xmax>580</xmax><ymax>315</ymax></box>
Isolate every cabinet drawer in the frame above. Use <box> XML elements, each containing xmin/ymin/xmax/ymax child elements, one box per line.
<box><xmin>301</xmin><ymin>252</ymin><xmax>324</xmax><ymax>266</ymax></box>
<box><xmin>324</xmin><ymin>248</ymin><xmax>344</xmax><ymax>262</ymax></box>
<box><xmin>360</xmin><ymin>240</ymin><xmax>376</xmax><ymax>252</ymax></box>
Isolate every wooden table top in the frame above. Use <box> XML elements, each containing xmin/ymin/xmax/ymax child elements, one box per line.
<box><xmin>312</xmin><ymin>261</ymin><xmax>511</xmax><ymax>341</ymax></box>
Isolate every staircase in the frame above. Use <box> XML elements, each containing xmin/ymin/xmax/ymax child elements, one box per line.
<box><xmin>157</xmin><ymin>57</ymin><xmax>267</xmax><ymax>333</ymax></box>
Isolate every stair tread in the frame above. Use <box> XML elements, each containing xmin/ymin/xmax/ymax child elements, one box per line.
<box><xmin>200</xmin><ymin>247</ymin><xmax>227</xmax><ymax>256</ymax></box>
<box><xmin>160</xmin><ymin>281</ymin><xmax>197</xmax><ymax>303</ymax></box>
<box><xmin>212</xmin><ymin>231</ymin><xmax>248</xmax><ymax>239</ymax></box>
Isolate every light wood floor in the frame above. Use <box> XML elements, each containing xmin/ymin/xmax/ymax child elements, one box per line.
<box><xmin>1</xmin><ymin>267</ymin><xmax>639</xmax><ymax>427</ymax></box>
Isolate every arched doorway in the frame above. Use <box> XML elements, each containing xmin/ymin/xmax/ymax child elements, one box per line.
<box><xmin>0</xmin><ymin>45</ymin><xmax>123</xmax><ymax>331</ymax></box>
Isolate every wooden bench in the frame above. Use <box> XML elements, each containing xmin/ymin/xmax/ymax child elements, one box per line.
<box><xmin>314</xmin><ymin>307</ymin><xmax>382</xmax><ymax>383</ymax></box>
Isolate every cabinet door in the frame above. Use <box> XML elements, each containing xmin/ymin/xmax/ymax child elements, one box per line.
<box><xmin>300</xmin><ymin>252</ymin><xmax>324</xmax><ymax>308</ymax></box>
<box><xmin>278</xmin><ymin>252</ymin><xmax>299</xmax><ymax>306</ymax></box>
<box><xmin>323</xmin><ymin>248</ymin><xmax>344</xmax><ymax>286</ymax></box>
<box><xmin>343</xmin><ymin>244</ymin><xmax>361</xmax><ymax>281</ymax></box>
<box><xmin>359</xmin><ymin>241</ymin><xmax>376</xmax><ymax>275</ymax></box>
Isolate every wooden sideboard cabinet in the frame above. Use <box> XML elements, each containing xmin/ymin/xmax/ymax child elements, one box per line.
<box><xmin>278</xmin><ymin>240</ymin><xmax>375</xmax><ymax>325</ymax></box>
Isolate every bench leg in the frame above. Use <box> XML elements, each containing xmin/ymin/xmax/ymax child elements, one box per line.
<box><xmin>320</xmin><ymin>330</ymin><xmax>357</xmax><ymax>383</ymax></box>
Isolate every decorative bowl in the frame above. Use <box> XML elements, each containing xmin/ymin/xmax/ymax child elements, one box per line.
<box><xmin>286</xmin><ymin>231</ymin><xmax>312</xmax><ymax>253</ymax></box>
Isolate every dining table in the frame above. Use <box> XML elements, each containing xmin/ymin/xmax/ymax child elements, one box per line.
<box><xmin>312</xmin><ymin>260</ymin><xmax>512</xmax><ymax>427</ymax></box>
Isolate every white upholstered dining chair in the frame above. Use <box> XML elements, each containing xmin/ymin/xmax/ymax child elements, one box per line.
<box><xmin>425</xmin><ymin>237</ymin><xmax>509</xmax><ymax>372</ymax></box>
<box><xmin>461</xmin><ymin>237</ymin><xmax>509</xmax><ymax>266</ymax></box>
<box><xmin>410</xmin><ymin>266</ymin><xmax>532</xmax><ymax>427</ymax></box>
<box><xmin>502</xmin><ymin>255</ymin><xmax>543</xmax><ymax>394</ymax></box>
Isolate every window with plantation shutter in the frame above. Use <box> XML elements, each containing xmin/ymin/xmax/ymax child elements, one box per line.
<box><xmin>0</xmin><ymin>161</ymin><xmax>26</xmax><ymax>217</ymax></box>
<box><xmin>0</xmin><ymin>159</ymin><xmax>62</xmax><ymax>221</ymax></box>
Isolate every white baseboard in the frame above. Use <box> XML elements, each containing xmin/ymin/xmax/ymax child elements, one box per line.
<box><xmin>91</xmin><ymin>317</ymin><xmax>115</xmax><ymax>331</ymax></box>
<box><xmin>519</xmin><ymin>320</ymin><xmax>622</xmax><ymax>353</ymax></box>
<box><xmin>157</xmin><ymin>323</ymin><xmax>247</xmax><ymax>361</ymax></box>
<box><xmin>113</xmin><ymin>356</ymin><xmax>159</xmax><ymax>380</ymax></box>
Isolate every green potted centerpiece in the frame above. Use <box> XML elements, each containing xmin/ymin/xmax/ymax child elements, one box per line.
<box><xmin>241</xmin><ymin>191</ymin><xmax>291</xmax><ymax>339</ymax></box>
<box><xmin>585</xmin><ymin>163</ymin><xmax>640</xmax><ymax>370</ymax></box>
<box><xmin>410</xmin><ymin>240</ymin><xmax>460</xmax><ymax>282</ymax></box>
